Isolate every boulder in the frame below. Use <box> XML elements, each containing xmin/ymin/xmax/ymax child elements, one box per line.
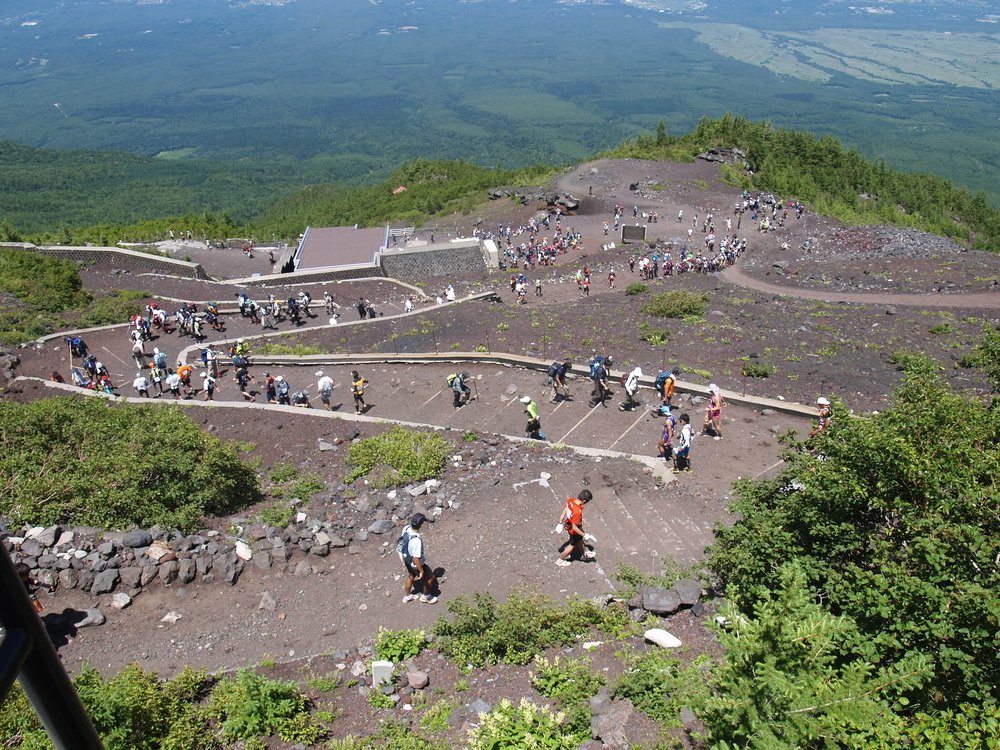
<box><xmin>76</xmin><ymin>608</ymin><xmax>106</xmax><ymax>628</ymax></box>
<box><xmin>468</xmin><ymin>698</ymin><xmax>492</xmax><ymax>716</ymax></box>
<box><xmin>407</xmin><ymin>670</ymin><xmax>429</xmax><ymax>690</ymax></box>
<box><xmin>119</xmin><ymin>567</ymin><xmax>142</xmax><ymax>592</ymax></box>
<box><xmin>591</xmin><ymin>698</ymin><xmax>638</xmax><ymax>749</ymax></box>
<box><xmin>110</xmin><ymin>592</ymin><xmax>132</xmax><ymax>610</ymax></box>
<box><xmin>122</xmin><ymin>530</ymin><xmax>152</xmax><ymax>548</ymax></box>
<box><xmin>644</xmin><ymin>628</ymin><xmax>682</xmax><ymax>649</ymax></box>
<box><xmin>35</xmin><ymin>525</ymin><xmax>62</xmax><ymax>548</ymax></box>
<box><xmin>368</xmin><ymin>519</ymin><xmax>395</xmax><ymax>535</ymax></box>
<box><xmin>178</xmin><ymin>558</ymin><xmax>197</xmax><ymax>584</ymax></box>
<box><xmin>91</xmin><ymin>569</ymin><xmax>119</xmax><ymax>595</ymax></box>
<box><xmin>258</xmin><ymin>591</ymin><xmax>278</xmax><ymax>612</ymax></box>
<box><xmin>371</xmin><ymin>660</ymin><xmax>394</xmax><ymax>687</ymax></box>
<box><xmin>672</xmin><ymin>578</ymin><xmax>702</xmax><ymax>606</ymax></box>
<box><xmin>641</xmin><ymin>587</ymin><xmax>680</xmax><ymax>615</ymax></box>
<box><xmin>58</xmin><ymin>568</ymin><xmax>79</xmax><ymax>590</ymax></box>
<box><xmin>158</xmin><ymin>560</ymin><xmax>179</xmax><ymax>585</ymax></box>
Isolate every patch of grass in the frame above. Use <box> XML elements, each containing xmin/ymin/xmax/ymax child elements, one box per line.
<box><xmin>306</xmin><ymin>673</ymin><xmax>341</xmax><ymax>692</ymax></box>
<box><xmin>929</xmin><ymin>322</ymin><xmax>953</xmax><ymax>335</ymax></box>
<box><xmin>642</xmin><ymin>291</ymin><xmax>708</xmax><ymax>319</ymax></box>
<box><xmin>640</xmin><ymin>328</ymin><xmax>671</xmax><ymax>347</ymax></box>
<box><xmin>375</xmin><ymin>627</ymin><xmax>428</xmax><ymax>662</ymax></box>
<box><xmin>625</xmin><ymin>282</ymin><xmax>650</xmax><ymax>295</ymax></box>
<box><xmin>254</xmin><ymin>342</ymin><xmax>325</xmax><ymax>356</ymax></box>
<box><xmin>345</xmin><ymin>426</ymin><xmax>451</xmax><ymax>488</ymax></box>
<box><xmin>741</xmin><ymin>362</ymin><xmax>773</xmax><ymax>379</ymax></box>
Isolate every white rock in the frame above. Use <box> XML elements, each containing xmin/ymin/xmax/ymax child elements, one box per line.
<box><xmin>582</xmin><ymin>641</ymin><xmax>603</xmax><ymax>651</ymax></box>
<box><xmin>24</xmin><ymin>526</ymin><xmax>45</xmax><ymax>540</ymax></box>
<box><xmin>161</xmin><ymin>611</ymin><xmax>182</xmax><ymax>624</ymax></box>
<box><xmin>387</xmin><ymin>490</ymin><xmax>397</xmax><ymax>500</ymax></box>
<box><xmin>296</xmin><ymin>512</ymin><xmax>308</xmax><ymax>523</ymax></box>
<box><xmin>110</xmin><ymin>592</ymin><xmax>132</xmax><ymax>610</ymax></box>
<box><xmin>314</xmin><ymin>531</ymin><xmax>331</xmax><ymax>546</ymax></box>
<box><xmin>644</xmin><ymin>628</ymin><xmax>682</xmax><ymax>649</ymax></box>
<box><xmin>235</xmin><ymin>540</ymin><xmax>253</xmax><ymax>561</ymax></box>
<box><xmin>371</xmin><ymin>660</ymin><xmax>394</xmax><ymax>687</ymax></box>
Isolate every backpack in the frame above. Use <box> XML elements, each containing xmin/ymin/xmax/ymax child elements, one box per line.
<box><xmin>546</xmin><ymin>362</ymin><xmax>560</xmax><ymax>379</ymax></box>
<box><xmin>655</xmin><ymin>371</ymin><xmax>671</xmax><ymax>390</ymax></box>
<box><xmin>589</xmin><ymin>356</ymin><xmax>605</xmax><ymax>380</ymax></box>
<box><xmin>395</xmin><ymin>526</ymin><xmax>414</xmax><ymax>564</ymax></box>
<box><xmin>446</xmin><ymin>373</ymin><xmax>459</xmax><ymax>387</ymax></box>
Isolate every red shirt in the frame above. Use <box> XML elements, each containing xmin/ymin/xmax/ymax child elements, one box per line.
<box><xmin>564</xmin><ymin>497</ymin><xmax>584</xmax><ymax>536</ymax></box>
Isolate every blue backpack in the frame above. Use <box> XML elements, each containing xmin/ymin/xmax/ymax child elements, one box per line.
<box><xmin>589</xmin><ymin>356</ymin><xmax>606</xmax><ymax>380</ymax></box>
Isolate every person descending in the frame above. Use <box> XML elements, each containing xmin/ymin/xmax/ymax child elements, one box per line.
<box><xmin>398</xmin><ymin>513</ymin><xmax>438</xmax><ymax>604</ymax></box>
<box><xmin>555</xmin><ymin>490</ymin><xmax>596</xmax><ymax>566</ymax></box>
<box><xmin>520</xmin><ymin>395</ymin><xmax>544</xmax><ymax>440</ymax></box>
<box><xmin>620</xmin><ymin>366</ymin><xmax>642</xmax><ymax>411</ymax></box>
<box><xmin>450</xmin><ymin>371</ymin><xmax>472</xmax><ymax>408</ymax></box>
<box><xmin>702</xmin><ymin>383</ymin><xmax>726</xmax><ymax>439</ymax></box>
<box><xmin>351</xmin><ymin>370</ymin><xmax>368</xmax><ymax>414</ymax></box>
<box><xmin>672</xmin><ymin>413</ymin><xmax>693</xmax><ymax>473</ymax></box>
<box><xmin>316</xmin><ymin>370</ymin><xmax>334</xmax><ymax>411</ymax></box>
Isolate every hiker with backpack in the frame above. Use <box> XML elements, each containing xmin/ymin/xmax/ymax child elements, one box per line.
<box><xmin>450</xmin><ymin>371</ymin><xmax>472</xmax><ymax>408</ymax></box>
<box><xmin>275</xmin><ymin>375</ymin><xmax>291</xmax><ymax>405</ymax></box>
<box><xmin>316</xmin><ymin>370</ymin><xmax>334</xmax><ymax>410</ymax></box>
<box><xmin>672</xmin><ymin>413</ymin><xmax>693</xmax><ymax>473</ymax></box>
<box><xmin>655</xmin><ymin>368</ymin><xmax>681</xmax><ymax>409</ymax></box>
<box><xmin>588</xmin><ymin>354</ymin><xmax>612</xmax><ymax>408</ymax></box>
<box><xmin>620</xmin><ymin>366</ymin><xmax>643</xmax><ymax>411</ymax></box>
<box><xmin>520</xmin><ymin>395</ymin><xmax>545</xmax><ymax>440</ymax></box>
<box><xmin>547</xmin><ymin>360</ymin><xmax>573</xmax><ymax>403</ymax></box>
<box><xmin>398</xmin><ymin>513</ymin><xmax>438</xmax><ymax>604</ymax></box>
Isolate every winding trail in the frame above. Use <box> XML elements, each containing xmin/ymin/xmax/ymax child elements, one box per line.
<box><xmin>722</xmin><ymin>265</ymin><xmax>1000</xmax><ymax>309</ymax></box>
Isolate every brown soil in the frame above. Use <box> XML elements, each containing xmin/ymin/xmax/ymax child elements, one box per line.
<box><xmin>5</xmin><ymin>157</ymin><xmax>998</xmax><ymax>746</ymax></box>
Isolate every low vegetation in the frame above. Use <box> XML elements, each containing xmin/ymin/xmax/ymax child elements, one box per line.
<box><xmin>0</xmin><ymin>248</ymin><xmax>149</xmax><ymax>343</ymax></box>
<box><xmin>0</xmin><ymin>397</ymin><xmax>261</xmax><ymax>532</ymax></box>
<box><xmin>641</xmin><ymin>291</ymin><xmax>709</xmax><ymax>320</ymax></box>
<box><xmin>345</xmin><ymin>426</ymin><xmax>451</xmax><ymax>488</ymax></box>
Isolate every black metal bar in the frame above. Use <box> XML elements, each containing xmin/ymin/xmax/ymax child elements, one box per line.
<box><xmin>0</xmin><ymin>626</ymin><xmax>31</xmax><ymax>704</ymax></box>
<box><xmin>0</xmin><ymin>544</ymin><xmax>105</xmax><ymax>750</ymax></box>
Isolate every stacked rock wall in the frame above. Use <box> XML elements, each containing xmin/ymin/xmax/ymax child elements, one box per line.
<box><xmin>380</xmin><ymin>245</ymin><xmax>487</xmax><ymax>281</ymax></box>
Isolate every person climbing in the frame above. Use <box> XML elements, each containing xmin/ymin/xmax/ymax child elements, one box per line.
<box><xmin>809</xmin><ymin>396</ymin><xmax>832</xmax><ymax>438</ymax></box>
<box><xmin>351</xmin><ymin>370</ymin><xmax>368</xmax><ymax>414</ymax></box>
<box><xmin>548</xmin><ymin>360</ymin><xmax>573</xmax><ymax>403</ymax></box>
<box><xmin>451</xmin><ymin>371</ymin><xmax>472</xmax><ymax>408</ymax></box>
<box><xmin>316</xmin><ymin>370</ymin><xmax>335</xmax><ymax>411</ymax></box>
<box><xmin>620</xmin><ymin>366</ymin><xmax>642</xmax><ymax>411</ymax></box>
<box><xmin>672</xmin><ymin>413</ymin><xmax>693</xmax><ymax>473</ymax></box>
<box><xmin>520</xmin><ymin>395</ymin><xmax>544</xmax><ymax>440</ymax></box>
<box><xmin>702</xmin><ymin>383</ymin><xmax>726</xmax><ymax>439</ymax></box>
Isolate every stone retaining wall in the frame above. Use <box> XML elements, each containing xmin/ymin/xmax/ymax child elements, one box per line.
<box><xmin>380</xmin><ymin>244</ymin><xmax>487</xmax><ymax>280</ymax></box>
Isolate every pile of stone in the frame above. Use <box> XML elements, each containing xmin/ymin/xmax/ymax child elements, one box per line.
<box><xmin>2</xmin><ymin>477</ymin><xmax>454</xmax><ymax>603</ymax></box>
<box><xmin>625</xmin><ymin>577</ymin><xmax>704</xmax><ymax>620</ymax></box>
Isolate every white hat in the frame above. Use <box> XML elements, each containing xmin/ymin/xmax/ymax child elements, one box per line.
<box><xmin>708</xmin><ymin>383</ymin><xmax>719</xmax><ymax>393</ymax></box>
<box><xmin>275</xmin><ymin>375</ymin><xmax>284</xmax><ymax>382</ymax></box>
<box><xmin>201</xmin><ymin>372</ymin><xmax>208</xmax><ymax>378</ymax></box>
<box><xmin>519</xmin><ymin>395</ymin><xmax>532</xmax><ymax>404</ymax></box>
<box><xmin>316</xmin><ymin>370</ymin><xmax>324</xmax><ymax>377</ymax></box>
<box><xmin>817</xmin><ymin>397</ymin><xmax>830</xmax><ymax>405</ymax></box>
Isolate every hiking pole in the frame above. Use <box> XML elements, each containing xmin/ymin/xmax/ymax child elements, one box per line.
<box><xmin>472</xmin><ymin>379</ymin><xmax>479</xmax><ymax>402</ymax></box>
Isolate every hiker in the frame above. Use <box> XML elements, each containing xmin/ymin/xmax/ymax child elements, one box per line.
<box><xmin>620</xmin><ymin>366</ymin><xmax>642</xmax><ymax>411</ymax></box>
<box><xmin>451</xmin><ymin>371</ymin><xmax>472</xmax><ymax>408</ymax></box>
<box><xmin>262</xmin><ymin>371</ymin><xmax>277</xmax><ymax>404</ymax></box>
<box><xmin>588</xmin><ymin>354</ymin><xmax>612</xmax><ymax>408</ymax></box>
<box><xmin>655</xmin><ymin>367</ymin><xmax>681</xmax><ymax>409</ymax></box>
<box><xmin>547</xmin><ymin>360</ymin><xmax>573</xmax><ymax>403</ymax></box>
<box><xmin>132</xmin><ymin>371</ymin><xmax>150</xmax><ymax>398</ymax></box>
<box><xmin>356</xmin><ymin>298</ymin><xmax>368</xmax><ymax>320</ymax></box>
<box><xmin>316</xmin><ymin>370</ymin><xmax>334</xmax><ymax>410</ymax></box>
<box><xmin>275</xmin><ymin>375</ymin><xmax>290</xmax><ymax>405</ymax></box>
<box><xmin>351</xmin><ymin>370</ymin><xmax>368</xmax><ymax>414</ymax></box>
<box><xmin>520</xmin><ymin>395</ymin><xmax>544</xmax><ymax>440</ymax></box>
<box><xmin>555</xmin><ymin>489</ymin><xmax>596</xmax><ymax>567</ymax></box>
<box><xmin>291</xmin><ymin>389</ymin><xmax>311</xmax><ymax>408</ymax></box>
<box><xmin>201</xmin><ymin>372</ymin><xmax>216</xmax><ymax>401</ymax></box>
<box><xmin>809</xmin><ymin>397</ymin><xmax>832</xmax><ymax>438</ymax></box>
<box><xmin>399</xmin><ymin>513</ymin><xmax>438</xmax><ymax>604</ymax></box>
<box><xmin>235</xmin><ymin>366</ymin><xmax>256</xmax><ymax>402</ymax></box>
<box><xmin>657</xmin><ymin>406</ymin><xmax>676</xmax><ymax>460</ymax></box>
<box><xmin>50</xmin><ymin>370</ymin><xmax>64</xmax><ymax>383</ymax></box>
<box><xmin>702</xmin><ymin>383</ymin><xmax>726</xmax><ymax>440</ymax></box>
<box><xmin>672</xmin><ymin>413</ymin><xmax>693</xmax><ymax>473</ymax></box>
<box><xmin>165</xmin><ymin>369</ymin><xmax>181</xmax><ymax>399</ymax></box>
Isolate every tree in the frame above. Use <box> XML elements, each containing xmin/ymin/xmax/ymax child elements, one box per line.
<box><xmin>655</xmin><ymin>120</ymin><xmax>668</xmax><ymax>146</ymax></box>
<box><xmin>703</xmin><ymin>564</ymin><xmax>928</xmax><ymax>749</ymax></box>
<box><xmin>709</xmin><ymin>354</ymin><xmax>1000</xmax><ymax>711</ymax></box>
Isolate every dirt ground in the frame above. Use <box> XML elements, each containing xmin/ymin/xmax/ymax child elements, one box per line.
<box><xmin>4</xmin><ymin>157</ymin><xmax>999</xmax><ymax>745</ymax></box>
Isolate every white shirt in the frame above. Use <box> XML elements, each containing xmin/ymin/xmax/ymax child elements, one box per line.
<box><xmin>133</xmin><ymin>376</ymin><xmax>148</xmax><ymax>391</ymax></box>
<box><xmin>317</xmin><ymin>375</ymin><xmax>334</xmax><ymax>395</ymax></box>
<box><xmin>406</xmin><ymin>530</ymin><xmax>424</xmax><ymax>562</ymax></box>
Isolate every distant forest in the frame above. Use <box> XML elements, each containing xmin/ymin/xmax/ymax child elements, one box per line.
<box><xmin>1</xmin><ymin>116</ymin><xmax>997</xmax><ymax>251</ymax></box>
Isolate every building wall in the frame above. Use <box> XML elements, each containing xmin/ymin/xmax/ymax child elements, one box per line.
<box><xmin>1</xmin><ymin>244</ymin><xmax>209</xmax><ymax>280</ymax></box>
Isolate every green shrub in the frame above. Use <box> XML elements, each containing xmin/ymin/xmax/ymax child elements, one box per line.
<box><xmin>530</xmin><ymin>656</ymin><xmax>605</xmax><ymax>739</ymax></box>
<box><xmin>740</xmin><ymin>361</ymin><xmax>773</xmax><ymax>379</ymax></box>
<box><xmin>625</xmin><ymin>282</ymin><xmax>649</xmax><ymax>296</ymax></box>
<box><xmin>432</xmin><ymin>590</ymin><xmax>614</xmax><ymax>668</ymax></box>
<box><xmin>375</xmin><ymin>627</ymin><xmax>427</xmax><ymax>662</ymax></box>
<box><xmin>641</xmin><ymin>291</ymin><xmax>708</xmax><ymax>319</ymax></box>
<box><xmin>640</xmin><ymin>328</ymin><xmax>670</xmax><ymax>347</ymax></box>
<box><xmin>0</xmin><ymin>665</ymin><xmax>218</xmax><ymax>750</ymax></box>
<box><xmin>209</xmin><ymin>669</ymin><xmax>322</xmax><ymax>744</ymax></box>
<box><xmin>367</xmin><ymin>690</ymin><xmax>396</xmax><ymax>710</ymax></box>
<box><xmin>0</xmin><ymin>248</ymin><xmax>89</xmax><ymax>312</ymax></box>
<box><xmin>467</xmin><ymin>699</ymin><xmax>579</xmax><ymax>750</ymax></box>
<box><xmin>77</xmin><ymin>289</ymin><xmax>151</xmax><ymax>328</ymax></box>
<box><xmin>612</xmin><ymin>650</ymin><xmax>709</xmax><ymax>729</ymax></box>
<box><xmin>345</xmin><ymin>426</ymin><xmax>451</xmax><ymax>488</ymax></box>
<box><xmin>0</xmin><ymin>398</ymin><xmax>262</xmax><ymax>531</ymax></box>
<box><xmin>306</xmin><ymin>672</ymin><xmax>341</xmax><ymax>692</ymax></box>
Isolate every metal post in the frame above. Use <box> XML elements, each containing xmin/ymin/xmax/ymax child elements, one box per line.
<box><xmin>0</xmin><ymin>545</ymin><xmax>105</xmax><ymax>750</ymax></box>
